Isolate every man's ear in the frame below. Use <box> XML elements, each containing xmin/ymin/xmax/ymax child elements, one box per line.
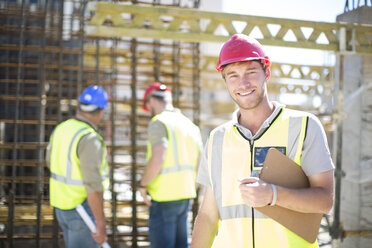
<box><xmin>265</xmin><ymin>68</ymin><xmax>271</xmax><ymax>81</ymax></box>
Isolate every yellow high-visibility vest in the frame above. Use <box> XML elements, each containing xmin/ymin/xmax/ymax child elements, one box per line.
<box><xmin>49</xmin><ymin>118</ymin><xmax>109</xmax><ymax>210</ymax></box>
<box><xmin>207</xmin><ymin>107</ymin><xmax>318</xmax><ymax>248</ymax></box>
<box><xmin>147</xmin><ymin>110</ymin><xmax>201</xmax><ymax>202</ymax></box>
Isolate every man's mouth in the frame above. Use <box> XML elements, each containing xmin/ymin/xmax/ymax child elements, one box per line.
<box><xmin>238</xmin><ymin>89</ymin><xmax>254</xmax><ymax>96</ymax></box>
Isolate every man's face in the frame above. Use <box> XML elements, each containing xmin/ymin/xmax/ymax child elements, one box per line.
<box><xmin>145</xmin><ymin>96</ymin><xmax>156</xmax><ymax>117</ymax></box>
<box><xmin>223</xmin><ymin>61</ymin><xmax>267</xmax><ymax>111</ymax></box>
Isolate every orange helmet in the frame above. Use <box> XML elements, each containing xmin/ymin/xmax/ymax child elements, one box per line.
<box><xmin>142</xmin><ymin>82</ymin><xmax>172</xmax><ymax>111</ymax></box>
<box><xmin>216</xmin><ymin>34</ymin><xmax>271</xmax><ymax>75</ymax></box>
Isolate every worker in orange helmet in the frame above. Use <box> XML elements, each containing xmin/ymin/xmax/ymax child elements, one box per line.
<box><xmin>191</xmin><ymin>34</ymin><xmax>334</xmax><ymax>248</ymax></box>
<box><xmin>139</xmin><ymin>82</ymin><xmax>203</xmax><ymax>248</ymax></box>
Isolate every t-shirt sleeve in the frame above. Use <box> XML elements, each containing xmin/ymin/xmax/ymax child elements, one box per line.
<box><xmin>195</xmin><ymin>127</ymin><xmax>203</xmax><ymax>153</ymax></box>
<box><xmin>78</xmin><ymin>133</ymin><xmax>104</xmax><ymax>194</ymax></box>
<box><xmin>148</xmin><ymin>120</ymin><xmax>168</xmax><ymax>147</ymax></box>
<box><xmin>196</xmin><ymin>140</ymin><xmax>212</xmax><ymax>187</ymax></box>
<box><xmin>301</xmin><ymin>114</ymin><xmax>335</xmax><ymax>176</ymax></box>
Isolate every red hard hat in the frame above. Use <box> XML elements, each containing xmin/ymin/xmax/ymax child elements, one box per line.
<box><xmin>216</xmin><ymin>34</ymin><xmax>271</xmax><ymax>74</ymax></box>
<box><xmin>142</xmin><ymin>82</ymin><xmax>172</xmax><ymax>111</ymax></box>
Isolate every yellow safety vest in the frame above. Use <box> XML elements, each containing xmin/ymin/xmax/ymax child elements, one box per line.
<box><xmin>49</xmin><ymin>118</ymin><xmax>109</xmax><ymax>210</ymax></box>
<box><xmin>147</xmin><ymin>110</ymin><xmax>201</xmax><ymax>202</ymax></box>
<box><xmin>207</xmin><ymin>107</ymin><xmax>318</xmax><ymax>248</ymax></box>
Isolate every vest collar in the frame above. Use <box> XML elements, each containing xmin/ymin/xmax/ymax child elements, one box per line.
<box><xmin>159</xmin><ymin>107</ymin><xmax>180</xmax><ymax>114</ymax></box>
<box><xmin>232</xmin><ymin>101</ymin><xmax>285</xmax><ymax>140</ymax></box>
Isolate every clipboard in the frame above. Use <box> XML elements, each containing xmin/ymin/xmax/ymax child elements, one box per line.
<box><xmin>254</xmin><ymin>148</ymin><xmax>323</xmax><ymax>243</ymax></box>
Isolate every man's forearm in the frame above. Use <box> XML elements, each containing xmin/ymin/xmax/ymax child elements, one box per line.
<box><xmin>140</xmin><ymin>159</ymin><xmax>162</xmax><ymax>186</ymax></box>
<box><xmin>87</xmin><ymin>191</ymin><xmax>106</xmax><ymax>225</ymax></box>
<box><xmin>191</xmin><ymin>186</ymin><xmax>219</xmax><ymax>248</ymax></box>
<box><xmin>276</xmin><ymin>170</ymin><xmax>334</xmax><ymax>214</ymax></box>
<box><xmin>240</xmin><ymin>170</ymin><xmax>334</xmax><ymax>213</ymax></box>
<box><xmin>191</xmin><ymin>212</ymin><xmax>218</xmax><ymax>248</ymax></box>
<box><xmin>140</xmin><ymin>144</ymin><xmax>165</xmax><ymax>186</ymax></box>
<box><xmin>87</xmin><ymin>191</ymin><xmax>107</xmax><ymax>245</ymax></box>
<box><xmin>276</xmin><ymin>185</ymin><xmax>333</xmax><ymax>214</ymax></box>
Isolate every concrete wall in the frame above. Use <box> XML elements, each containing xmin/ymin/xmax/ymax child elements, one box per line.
<box><xmin>337</xmin><ymin>7</ymin><xmax>372</xmax><ymax>248</ymax></box>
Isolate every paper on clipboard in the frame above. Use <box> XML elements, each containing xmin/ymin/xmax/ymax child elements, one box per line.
<box><xmin>254</xmin><ymin>148</ymin><xmax>323</xmax><ymax>243</ymax></box>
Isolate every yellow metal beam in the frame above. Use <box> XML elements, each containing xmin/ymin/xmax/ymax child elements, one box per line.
<box><xmin>86</xmin><ymin>2</ymin><xmax>372</xmax><ymax>54</ymax></box>
<box><xmin>83</xmin><ymin>45</ymin><xmax>334</xmax><ymax>83</ymax></box>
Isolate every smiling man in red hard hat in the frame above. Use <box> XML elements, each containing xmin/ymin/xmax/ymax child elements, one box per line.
<box><xmin>191</xmin><ymin>34</ymin><xmax>334</xmax><ymax>248</ymax></box>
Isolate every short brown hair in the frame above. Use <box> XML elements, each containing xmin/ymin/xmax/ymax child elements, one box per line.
<box><xmin>221</xmin><ymin>60</ymin><xmax>267</xmax><ymax>80</ymax></box>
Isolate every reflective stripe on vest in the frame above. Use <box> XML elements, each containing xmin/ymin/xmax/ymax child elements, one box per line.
<box><xmin>208</xmin><ymin>108</ymin><xmax>317</xmax><ymax>248</ymax></box>
<box><xmin>50</xmin><ymin>127</ymin><xmax>89</xmax><ymax>186</ymax></box>
<box><xmin>157</xmin><ymin>123</ymin><xmax>195</xmax><ymax>175</ymax></box>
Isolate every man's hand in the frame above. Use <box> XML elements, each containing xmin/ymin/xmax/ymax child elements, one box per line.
<box><xmin>92</xmin><ymin>221</ymin><xmax>107</xmax><ymax>246</ymax></box>
<box><xmin>238</xmin><ymin>177</ymin><xmax>273</xmax><ymax>207</ymax></box>
<box><xmin>139</xmin><ymin>187</ymin><xmax>152</xmax><ymax>206</ymax></box>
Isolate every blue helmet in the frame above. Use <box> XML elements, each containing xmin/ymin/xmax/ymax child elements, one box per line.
<box><xmin>78</xmin><ymin>85</ymin><xmax>108</xmax><ymax>109</ymax></box>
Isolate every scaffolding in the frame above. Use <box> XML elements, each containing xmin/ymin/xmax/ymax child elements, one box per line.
<box><xmin>0</xmin><ymin>0</ymin><xmax>372</xmax><ymax>247</ymax></box>
<box><xmin>0</xmin><ymin>0</ymin><xmax>201</xmax><ymax>247</ymax></box>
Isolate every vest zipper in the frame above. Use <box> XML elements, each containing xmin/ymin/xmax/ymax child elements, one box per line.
<box><xmin>250</xmin><ymin>141</ymin><xmax>255</xmax><ymax>248</ymax></box>
<box><xmin>233</xmin><ymin>108</ymin><xmax>284</xmax><ymax>247</ymax></box>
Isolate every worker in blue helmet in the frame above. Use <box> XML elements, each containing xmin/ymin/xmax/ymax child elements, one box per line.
<box><xmin>46</xmin><ymin>85</ymin><xmax>110</xmax><ymax>247</ymax></box>
<box><xmin>78</xmin><ymin>85</ymin><xmax>109</xmax><ymax>110</ymax></box>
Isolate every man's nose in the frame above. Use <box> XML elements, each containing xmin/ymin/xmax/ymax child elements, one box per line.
<box><xmin>240</xmin><ymin>75</ymin><xmax>251</xmax><ymax>86</ymax></box>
